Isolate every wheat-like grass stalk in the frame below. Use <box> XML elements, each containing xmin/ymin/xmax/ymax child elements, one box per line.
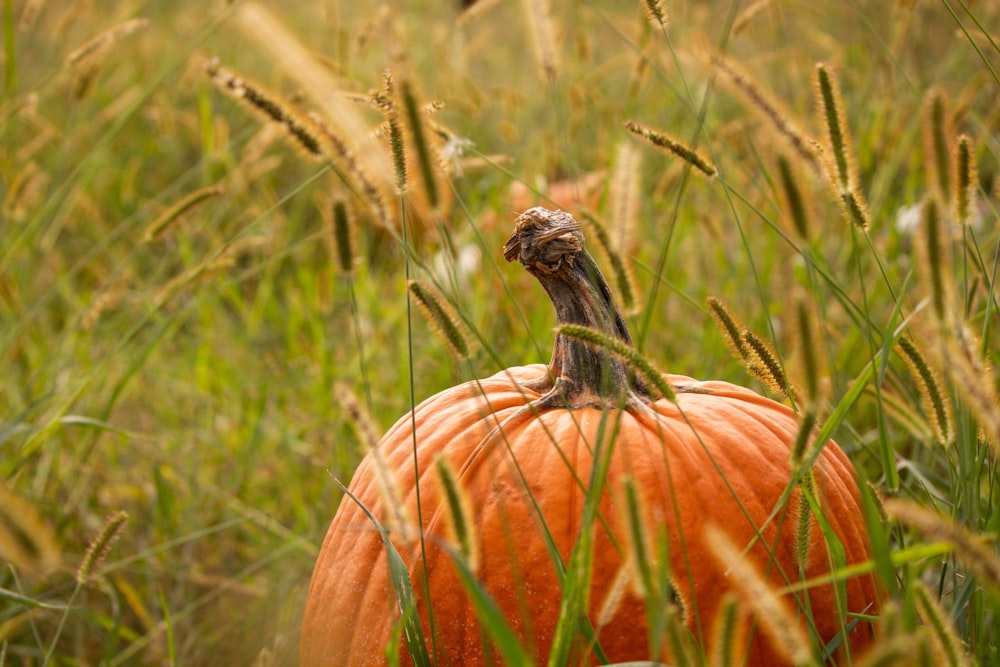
<box><xmin>624</xmin><ymin>119</ymin><xmax>717</xmax><ymax>177</ymax></box>
<box><xmin>911</xmin><ymin>580</ymin><xmax>971</xmax><ymax>667</ymax></box>
<box><xmin>0</xmin><ymin>482</ymin><xmax>61</xmax><ymax>574</ymax></box>
<box><xmin>732</xmin><ymin>0</ymin><xmax>773</xmax><ymax>34</ymax></box>
<box><xmin>710</xmin><ymin>52</ymin><xmax>821</xmax><ymax>175</ymax></box>
<box><xmin>790</xmin><ymin>410</ymin><xmax>818</xmax><ymax>469</ymax></box>
<box><xmin>77</xmin><ymin>511</ymin><xmax>128</xmax><ymax>584</ymax></box>
<box><xmin>708</xmin><ymin>593</ymin><xmax>746</xmax><ymax>667</ymax></box>
<box><xmin>896</xmin><ymin>335</ymin><xmax>955</xmax><ymax>446</ymax></box>
<box><xmin>556</xmin><ymin>323</ymin><xmax>676</xmax><ymax>400</ymax></box>
<box><xmin>143</xmin><ymin>185</ymin><xmax>224</xmax><ymax>242</ymax></box>
<box><xmin>705</xmin><ymin>525</ymin><xmax>817</xmax><ymax>667</ymax></box>
<box><xmin>622</xmin><ymin>476</ymin><xmax>654</xmax><ymax>599</ymax></box>
<box><xmin>915</xmin><ymin>196</ymin><xmax>955</xmax><ymax>325</ymax></box>
<box><xmin>204</xmin><ymin>58</ymin><xmax>325</xmax><ymax>159</ymax></box>
<box><xmin>407</xmin><ymin>279</ymin><xmax>472</xmax><ymax>360</ymax></box>
<box><xmin>706</xmin><ymin>296</ymin><xmax>749</xmax><ymax>360</ymax></box>
<box><xmin>953</xmin><ymin>134</ymin><xmax>977</xmax><ymax>226</ymax></box>
<box><xmin>18</xmin><ymin>0</ymin><xmax>46</xmax><ymax>31</ymax></box>
<box><xmin>792</xmin><ymin>294</ymin><xmax>827</xmax><ymax>411</ymax></box>
<box><xmin>793</xmin><ymin>482</ymin><xmax>814</xmax><ymax>570</ymax></box>
<box><xmin>66</xmin><ymin>17</ymin><xmax>148</xmax><ymax>65</ymax></box>
<box><xmin>457</xmin><ymin>0</ymin><xmax>504</xmax><ymax>27</ymax></box>
<box><xmin>853</xmin><ymin>634</ymin><xmax>927</xmax><ymax>667</ymax></box>
<box><xmin>884</xmin><ymin>499</ymin><xmax>1000</xmax><ymax>594</ymax></box>
<box><xmin>309</xmin><ymin>112</ymin><xmax>393</xmax><ymax>229</ymax></box>
<box><xmin>433</xmin><ymin>456</ymin><xmax>479</xmax><ymax>573</ymax></box>
<box><xmin>372</xmin><ymin>71</ymin><xmax>408</xmax><ymax>194</ymax></box>
<box><xmin>580</xmin><ymin>211</ymin><xmax>640</xmax><ymax>315</ymax></box>
<box><xmin>814</xmin><ymin>64</ymin><xmax>851</xmax><ymax>193</ymax></box>
<box><xmin>742</xmin><ymin>329</ymin><xmax>799</xmax><ymax>404</ymax></box>
<box><xmin>609</xmin><ymin>141</ymin><xmax>641</xmax><ymax>255</ymax></box>
<box><xmin>922</xmin><ymin>88</ymin><xmax>955</xmax><ymax>205</ymax></box>
<box><xmin>235</xmin><ymin>3</ymin><xmax>394</xmax><ymax>222</ymax></box>
<box><xmin>400</xmin><ymin>79</ymin><xmax>440</xmax><ymax>210</ymax></box>
<box><xmin>594</xmin><ymin>563</ymin><xmax>632</xmax><ymax>629</ymax></box>
<box><xmin>839</xmin><ymin>189</ymin><xmax>872</xmax><ymax>232</ymax></box>
<box><xmin>814</xmin><ymin>63</ymin><xmax>871</xmax><ymax>229</ymax></box>
<box><xmin>776</xmin><ymin>154</ymin><xmax>814</xmax><ymax>241</ymax></box>
<box><xmin>522</xmin><ymin>0</ymin><xmax>559</xmax><ymax>83</ymax></box>
<box><xmin>325</xmin><ymin>199</ymin><xmax>355</xmax><ymax>275</ymax></box>
<box><xmin>334</xmin><ymin>382</ymin><xmax>381</xmax><ymax>455</ymax></box>
<box><xmin>929</xmin><ymin>331</ymin><xmax>1000</xmax><ymax>457</ymax></box>
<box><xmin>643</xmin><ymin>0</ymin><xmax>669</xmax><ymax>30</ymax></box>
<box><xmin>336</xmin><ymin>384</ymin><xmax>413</xmax><ymax>538</ymax></box>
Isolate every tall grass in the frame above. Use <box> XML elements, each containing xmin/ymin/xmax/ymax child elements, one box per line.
<box><xmin>1</xmin><ymin>1</ymin><xmax>997</xmax><ymax>665</ymax></box>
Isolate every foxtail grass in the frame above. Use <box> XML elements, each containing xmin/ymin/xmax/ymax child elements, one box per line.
<box><xmin>624</xmin><ymin>120</ymin><xmax>717</xmax><ymax>177</ymax></box>
<box><xmin>793</xmin><ymin>484</ymin><xmax>814</xmax><ymax>570</ymax></box>
<box><xmin>706</xmin><ymin>296</ymin><xmax>749</xmax><ymax>360</ymax></box>
<box><xmin>433</xmin><ymin>456</ymin><xmax>479</xmax><ymax>573</ymax></box>
<box><xmin>66</xmin><ymin>17</ymin><xmax>148</xmax><ymax>65</ymax></box>
<box><xmin>742</xmin><ymin>329</ymin><xmax>799</xmax><ymax>404</ymax></box>
<box><xmin>953</xmin><ymin>134</ymin><xmax>977</xmax><ymax>226</ymax></box>
<box><xmin>776</xmin><ymin>154</ymin><xmax>814</xmax><ymax>241</ymax></box>
<box><xmin>371</xmin><ymin>70</ymin><xmax>408</xmax><ymax>194</ymax></box>
<box><xmin>915</xmin><ymin>196</ymin><xmax>954</xmax><ymax>324</ymax></box>
<box><xmin>731</xmin><ymin>0</ymin><xmax>773</xmax><ymax>35</ymax></box>
<box><xmin>334</xmin><ymin>382</ymin><xmax>381</xmax><ymax>455</ymax></box>
<box><xmin>580</xmin><ymin>211</ymin><xmax>641</xmax><ymax>315</ymax></box>
<box><xmin>885</xmin><ymin>499</ymin><xmax>1000</xmax><ymax>595</ymax></box>
<box><xmin>791</xmin><ymin>293</ymin><xmax>827</xmax><ymax>412</ymax></box>
<box><xmin>710</xmin><ymin>52</ymin><xmax>820</xmax><ymax>174</ymax></box>
<box><xmin>556</xmin><ymin>323</ymin><xmax>676</xmax><ymax>400</ymax></box>
<box><xmin>708</xmin><ymin>594</ymin><xmax>745</xmax><ymax>667</ymax></box>
<box><xmin>234</xmin><ymin>2</ymin><xmax>395</xmax><ymax>225</ymax></box>
<box><xmin>326</xmin><ymin>199</ymin><xmax>355</xmax><ymax>275</ymax></box>
<box><xmin>705</xmin><ymin>525</ymin><xmax>817</xmax><ymax>667</ymax></box>
<box><xmin>204</xmin><ymin>58</ymin><xmax>325</xmax><ymax>159</ymax></box>
<box><xmin>407</xmin><ymin>279</ymin><xmax>472</xmax><ymax>360</ymax></box>
<box><xmin>922</xmin><ymin>88</ymin><xmax>955</xmax><ymax>205</ymax></box>
<box><xmin>609</xmin><ymin>141</ymin><xmax>641</xmax><ymax>255</ymax></box>
<box><xmin>522</xmin><ymin>0</ymin><xmax>559</xmax><ymax>83</ymax></box>
<box><xmin>0</xmin><ymin>482</ymin><xmax>60</xmax><ymax>574</ymax></box>
<box><xmin>895</xmin><ymin>336</ymin><xmax>955</xmax><ymax>446</ymax></box>
<box><xmin>400</xmin><ymin>79</ymin><xmax>441</xmax><ymax>210</ymax></box>
<box><xmin>77</xmin><ymin>510</ymin><xmax>128</xmax><ymax>585</ymax></box>
<box><xmin>814</xmin><ymin>63</ymin><xmax>870</xmax><ymax>229</ymax></box>
<box><xmin>143</xmin><ymin>185</ymin><xmax>224</xmax><ymax>242</ymax></box>
<box><xmin>337</xmin><ymin>384</ymin><xmax>413</xmax><ymax>538</ymax></box>
<box><xmin>643</xmin><ymin>0</ymin><xmax>668</xmax><ymax>30</ymax></box>
<box><xmin>911</xmin><ymin>581</ymin><xmax>971</xmax><ymax>667</ymax></box>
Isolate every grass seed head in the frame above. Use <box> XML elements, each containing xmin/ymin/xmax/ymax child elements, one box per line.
<box><xmin>953</xmin><ymin>134</ymin><xmax>977</xmax><ymax>226</ymax></box>
<box><xmin>922</xmin><ymin>88</ymin><xmax>955</xmax><ymax>204</ymax></box>
<box><xmin>705</xmin><ymin>525</ymin><xmax>815</xmax><ymax>666</ymax></box>
<box><xmin>408</xmin><ymin>279</ymin><xmax>472</xmax><ymax>360</ymax></box>
<box><xmin>896</xmin><ymin>335</ymin><xmax>955</xmax><ymax>446</ymax></box>
<box><xmin>706</xmin><ymin>296</ymin><xmax>749</xmax><ymax>361</ymax></box>
<box><xmin>77</xmin><ymin>511</ymin><xmax>128</xmax><ymax>585</ymax></box>
<box><xmin>624</xmin><ymin>119</ymin><xmax>717</xmax><ymax>178</ymax></box>
<box><xmin>0</xmin><ymin>483</ymin><xmax>61</xmax><ymax>575</ymax></box>
<box><xmin>885</xmin><ymin>499</ymin><xmax>1000</xmax><ymax>595</ymax></box>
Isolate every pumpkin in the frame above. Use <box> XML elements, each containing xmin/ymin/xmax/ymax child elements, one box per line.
<box><xmin>300</xmin><ymin>207</ymin><xmax>879</xmax><ymax>666</ymax></box>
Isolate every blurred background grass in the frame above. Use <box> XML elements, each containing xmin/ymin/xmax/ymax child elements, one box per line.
<box><xmin>2</xmin><ymin>0</ymin><xmax>998</xmax><ymax>664</ymax></box>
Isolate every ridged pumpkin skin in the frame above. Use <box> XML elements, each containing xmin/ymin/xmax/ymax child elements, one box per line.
<box><xmin>300</xmin><ymin>208</ymin><xmax>879</xmax><ymax>666</ymax></box>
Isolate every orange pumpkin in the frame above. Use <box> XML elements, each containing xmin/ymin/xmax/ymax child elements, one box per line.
<box><xmin>300</xmin><ymin>207</ymin><xmax>879</xmax><ymax>666</ymax></box>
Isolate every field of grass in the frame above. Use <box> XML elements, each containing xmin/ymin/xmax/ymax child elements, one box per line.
<box><xmin>2</xmin><ymin>0</ymin><xmax>999</xmax><ymax>665</ymax></box>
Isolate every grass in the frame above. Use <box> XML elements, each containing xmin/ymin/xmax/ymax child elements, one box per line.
<box><xmin>1</xmin><ymin>0</ymin><xmax>998</xmax><ymax>664</ymax></box>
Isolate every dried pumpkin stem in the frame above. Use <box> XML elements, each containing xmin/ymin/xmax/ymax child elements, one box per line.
<box><xmin>504</xmin><ymin>207</ymin><xmax>652</xmax><ymax>408</ymax></box>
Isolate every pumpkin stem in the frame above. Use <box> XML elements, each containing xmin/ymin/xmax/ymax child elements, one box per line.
<box><xmin>504</xmin><ymin>207</ymin><xmax>652</xmax><ymax>408</ymax></box>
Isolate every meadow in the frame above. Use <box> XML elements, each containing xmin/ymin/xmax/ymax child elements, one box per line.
<box><xmin>1</xmin><ymin>0</ymin><xmax>998</xmax><ymax>664</ymax></box>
